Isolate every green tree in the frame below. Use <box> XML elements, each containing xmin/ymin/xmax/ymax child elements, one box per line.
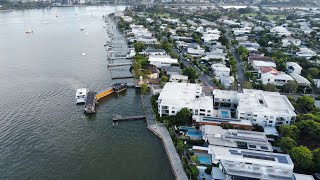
<box><xmin>242</xmin><ymin>81</ymin><xmax>253</xmax><ymax>89</ymax></box>
<box><xmin>308</xmin><ymin>67</ymin><xmax>319</xmax><ymax>77</ymax></box>
<box><xmin>297</xmin><ymin>95</ymin><xmax>315</xmax><ymax>111</ymax></box>
<box><xmin>278</xmin><ymin>137</ymin><xmax>297</xmax><ymax>153</ymax></box>
<box><xmin>176</xmin><ymin>108</ymin><xmax>192</xmax><ymax>124</ymax></box>
<box><xmin>140</xmin><ymin>84</ymin><xmax>149</xmax><ymax>94</ymax></box>
<box><xmin>133</xmin><ymin>42</ymin><xmax>145</xmax><ymax>53</ymax></box>
<box><xmin>290</xmin><ymin>146</ymin><xmax>314</xmax><ymax>170</ymax></box>
<box><xmin>190</xmin><ymin>165</ymin><xmax>199</xmax><ymax>180</ymax></box>
<box><xmin>218</xmin><ymin>35</ymin><xmax>228</xmax><ymax>46</ymax></box>
<box><xmin>182</xmin><ymin>67</ymin><xmax>198</xmax><ymax>83</ymax></box>
<box><xmin>263</xmin><ymin>84</ymin><xmax>279</xmax><ymax>92</ymax></box>
<box><xmin>313</xmin><ymin>148</ymin><xmax>320</xmax><ymax>170</ymax></box>
<box><xmin>296</xmin><ymin>120</ymin><xmax>320</xmax><ymax>137</ymax></box>
<box><xmin>161</xmin><ymin>75</ymin><xmax>169</xmax><ymax>82</ymax></box>
<box><xmin>279</xmin><ymin>125</ymin><xmax>300</xmax><ymax>140</ymax></box>
<box><xmin>283</xmin><ymin>80</ymin><xmax>298</xmax><ymax>93</ymax></box>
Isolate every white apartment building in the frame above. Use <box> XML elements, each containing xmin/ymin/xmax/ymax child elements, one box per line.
<box><xmin>209</xmin><ymin>146</ymin><xmax>295</xmax><ymax>180</ymax></box>
<box><xmin>212</xmin><ymin>89</ymin><xmax>296</xmax><ymax>127</ymax></box>
<box><xmin>148</xmin><ymin>55</ymin><xmax>178</xmax><ymax>68</ymax></box>
<box><xmin>158</xmin><ymin>82</ymin><xmax>213</xmax><ymax>117</ymax></box>
<box><xmin>296</xmin><ymin>47</ymin><xmax>317</xmax><ymax>60</ymax></box>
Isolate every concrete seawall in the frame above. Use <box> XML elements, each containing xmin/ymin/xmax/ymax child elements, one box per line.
<box><xmin>141</xmin><ymin>95</ymin><xmax>188</xmax><ymax>180</ymax></box>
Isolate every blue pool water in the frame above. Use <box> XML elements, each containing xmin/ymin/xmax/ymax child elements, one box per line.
<box><xmin>197</xmin><ymin>155</ymin><xmax>212</xmax><ymax>165</ymax></box>
<box><xmin>186</xmin><ymin>130</ymin><xmax>202</xmax><ymax>139</ymax></box>
<box><xmin>221</xmin><ymin>111</ymin><xmax>229</xmax><ymax>118</ymax></box>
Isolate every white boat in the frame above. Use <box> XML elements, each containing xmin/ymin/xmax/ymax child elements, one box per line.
<box><xmin>76</xmin><ymin>88</ymin><xmax>87</xmax><ymax>104</ymax></box>
<box><xmin>80</xmin><ymin>26</ymin><xmax>85</xmax><ymax>31</ymax></box>
<box><xmin>25</xmin><ymin>26</ymin><xmax>33</xmax><ymax>34</ymax></box>
<box><xmin>81</xmin><ymin>52</ymin><xmax>86</xmax><ymax>56</ymax></box>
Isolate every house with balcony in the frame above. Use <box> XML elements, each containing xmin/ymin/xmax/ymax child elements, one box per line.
<box><xmin>212</xmin><ymin>89</ymin><xmax>296</xmax><ymax>127</ymax></box>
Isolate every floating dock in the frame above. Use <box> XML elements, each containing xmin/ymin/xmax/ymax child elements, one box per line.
<box><xmin>83</xmin><ymin>83</ymin><xmax>127</xmax><ymax>114</ymax></box>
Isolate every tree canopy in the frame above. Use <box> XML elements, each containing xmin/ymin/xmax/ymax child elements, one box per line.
<box><xmin>242</xmin><ymin>81</ymin><xmax>253</xmax><ymax>89</ymax></box>
<box><xmin>182</xmin><ymin>67</ymin><xmax>198</xmax><ymax>83</ymax></box>
<box><xmin>296</xmin><ymin>96</ymin><xmax>315</xmax><ymax>112</ymax></box>
<box><xmin>279</xmin><ymin>125</ymin><xmax>300</xmax><ymax>140</ymax></box>
<box><xmin>290</xmin><ymin>146</ymin><xmax>314</xmax><ymax>170</ymax></box>
<box><xmin>278</xmin><ymin>137</ymin><xmax>297</xmax><ymax>153</ymax></box>
<box><xmin>283</xmin><ymin>80</ymin><xmax>298</xmax><ymax>93</ymax></box>
<box><xmin>263</xmin><ymin>84</ymin><xmax>279</xmax><ymax>92</ymax></box>
<box><xmin>133</xmin><ymin>42</ymin><xmax>145</xmax><ymax>53</ymax></box>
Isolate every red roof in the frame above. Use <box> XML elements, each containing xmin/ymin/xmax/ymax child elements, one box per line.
<box><xmin>260</xmin><ymin>67</ymin><xmax>279</xmax><ymax>75</ymax></box>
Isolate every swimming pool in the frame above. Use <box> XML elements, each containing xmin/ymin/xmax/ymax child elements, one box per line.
<box><xmin>197</xmin><ymin>155</ymin><xmax>212</xmax><ymax>165</ymax></box>
<box><xmin>186</xmin><ymin>130</ymin><xmax>202</xmax><ymax>139</ymax></box>
<box><xmin>221</xmin><ymin>111</ymin><xmax>229</xmax><ymax>118</ymax></box>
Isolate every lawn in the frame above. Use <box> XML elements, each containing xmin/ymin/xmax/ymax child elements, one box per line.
<box><xmin>265</xmin><ymin>14</ymin><xmax>286</xmax><ymax>20</ymax></box>
<box><xmin>240</xmin><ymin>13</ymin><xmax>257</xmax><ymax>17</ymax></box>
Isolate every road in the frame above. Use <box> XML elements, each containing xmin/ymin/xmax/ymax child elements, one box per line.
<box><xmin>225</xmin><ymin>32</ymin><xmax>246</xmax><ymax>91</ymax></box>
<box><xmin>178</xmin><ymin>51</ymin><xmax>217</xmax><ymax>90</ymax></box>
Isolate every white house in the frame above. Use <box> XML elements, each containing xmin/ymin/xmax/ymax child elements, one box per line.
<box><xmin>212</xmin><ymin>65</ymin><xmax>230</xmax><ymax>77</ymax></box>
<box><xmin>270</xmin><ymin>26</ymin><xmax>291</xmax><ymax>36</ymax></box>
<box><xmin>289</xmin><ymin>72</ymin><xmax>311</xmax><ymax>87</ymax></box>
<box><xmin>296</xmin><ymin>48</ymin><xmax>317</xmax><ymax>59</ymax></box>
<box><xmin>187</xmin><ymin>46</ymin><xmax>205</xmax><ymax>56</ymax></box>
<box><xmin>220</xmin><ymin>76</ymin><xmax>235</xmax><ymax>88</ymax></box>
<box><xmin>169</xmin><ymin>74</ymin><xmax>188</xmax><ymax>83</ymax></box>
<box><xmin>260</xmin><ymin>67</ymin><xmax>294</xmax><ymax>86</ymax></box>
<box><xmin>232</xmin><ymin>27</ymin><xmax>251</xmax><ymax>36</ymax></box>
<box><xmin>148</xmin><ymin>55</ymin><xmax>178</xmax><ymax>68</ymax></box>
<box><xmin>281</xmin><ymin>37</ymin><xmax>301</xmax><ymax>47</ymax></box>
<box><xmin>286</xmin><ymin>62</ymin><xmax>302</xmax><ymax>74</ymax></box>
<box><xmin>252</xmin><ymin>60</ymin><xmax>277</xmax><ymax>70</ymax></box>
<box><xmin>212</xmin><ymin>89</ymin><xmax>296</xmax><ymax>127</ymax></box>
<box><xmin>158</xmin><ymin>82</ymin><xmax>213</xmax><ymax>117</ymax></box>
<box><xmin>139</xmin><ymin>49</ymin><xmax>166</xmax><ymax>56</ymax></box>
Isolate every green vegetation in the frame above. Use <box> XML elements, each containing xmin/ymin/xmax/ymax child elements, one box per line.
<box><xmin>182</xmin><ymin>67</ymin><xmax>199</xmax><ymax>83</ymax></box>
<box><xmin>140</xmin><ymin>84</ymin><xmax>149</xmax><ymax>94</ymax></box>
<box><xmin>290</xmin><ymin>146</ymin><xmax>314</xmax><ymax>170</ymax></box>
<box><xmin>263</xmin><ymin>84</ymin><xmax>279</xmax><ymax>92</ymax></box>
<box><xmin>283</xmin><ymin>81</ymin><xmax>298</xmax><ymax>93</ymax></box>
<box><xmin>242</xmin><ymin>81</ymin><xmax>253</xmax><ymax>89</ymax></box>
<box><xmin>133</xmin><ymin>42</ymin><xmax>145</xmax><ymax>53</ymax></box>
<box><xmin>132</xmin><ymin>55</ymin><xmax>149</xmax><ymax>79</ymax></box>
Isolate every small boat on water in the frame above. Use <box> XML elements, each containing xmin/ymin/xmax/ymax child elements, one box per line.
<box><xmin>81</xmin><ymin>52</ymin><xmax>86</xmax><ymax>56</ymax></box>
<box><xmin>25</xmin><ymin>26</ymin><xmax>33</xmax><ymax>34</ymax></box>
<box><xmin>112</xmin><ymin>83</ymin><xmax>127</xmax><ymax>93</ymax></box>
<box><xmin>80</xmin><ymin>26</ymin><xmax>85</xmax><ymax>31</ymax></box>
<box><xmin>75</xmin><ymin>88</ymin><xmax>87</xmax><ymax>104</ymax></box>
<box><xmin>84</xmin><ymin>91</ymin><xmax>97</xmax><ymax>114</ymax></box>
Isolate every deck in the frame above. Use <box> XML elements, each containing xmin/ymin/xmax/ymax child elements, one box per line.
<box><xmin>112</xmin><ymin>114</ymin><xmax>146</xmax><ymax>122</ymax></box>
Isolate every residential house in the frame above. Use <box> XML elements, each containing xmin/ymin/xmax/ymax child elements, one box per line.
<box><xmin>296</xmin><ymin>47</ymin><xmax>317</xmax><ymax>59</ymax></box>
<box><xmin>252</xmin><ymin>61</ymin><xmax>277</xmax><ymax>70</ymax></box>
<box><xmin>289</xmin><ymin>72</ymin><xmax>311</xmax><ymax>87</ymax></box>
<box><xmin>212</xmin><ymin>64</ymin><xmax>230</xmax><ymax>77</ymax></box>
<box><xmin>286</xmin><ymin>62</ymin><xmax>302</xmax><ymax>74</ymax></box>
<box><xmin>281</xmin><ymin>37</ymin><xmax>301</xmax><ymax>47</ymax></box>
<box><xmin>148</xmin><ymin>55</ymin><xmax>178</xmax><ymax>68</ymax></box>
<box><xmin>169</xmin><ymin>74</ymin><xmax>188</xmax><ymax>83</ymax></box>
<box><xmin>260</xmin><ymin>67</ymin><xmax>294</xmax><ymax>86</ymax></box>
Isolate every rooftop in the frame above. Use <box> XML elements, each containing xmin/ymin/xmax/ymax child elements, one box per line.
<box><xmin>203</xmin><ymin>125</ymin><xmax>272</xmax><ymax>152</ymax></box>
<box><xmin>209</xmin><ymin>146</ymin><xmax>294</xmax><ymax>180</ymax></box>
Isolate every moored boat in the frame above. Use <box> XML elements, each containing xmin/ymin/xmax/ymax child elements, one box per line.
<box><xmin>112</xmin><ymin>83</ymin><xmax>127</xmax><ymax>93</ymax></box>
<box><xmin>75</xmin><ymin>88</ymin><xmax>87</xmax><ymax>104</ymax></box>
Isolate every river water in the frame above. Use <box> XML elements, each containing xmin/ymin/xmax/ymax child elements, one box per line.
<box><xmin>0</xmin><ymin>6</ymin><xmax>174</xmax><ymax>180</ymax></box>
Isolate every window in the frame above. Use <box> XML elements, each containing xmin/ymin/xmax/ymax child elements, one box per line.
<box><xmin>247</xmin><ymin>114</ymin><xmax>251</xmax><ymax>116</ymax></box>
<box><xmin>270</xmin><ymin>116</ymin><xmax>274</xmax><ymax>119</ymax></box>
<box><xmin>172</xmin><ymin>107</ymin><xmax>175</xmax><ymax>109</ymax></box>
<box><xmin>172</xmin><ymin>111</ymin><xmax>175</xmax><ymax>114</ymax></box>
<box><xmin>207</xmin><ymin>110</ymin><xmax>211</xmax><ymax>113</ymax></box>
<box><xmin>200</xmin><ymin>109</ymin><xmax>205</xmax><ymax>112</ymax></box>
<box><xmin>269</xmin><ymin>121</ymin><xmax>273</xmax><ymax>123</ymax></box>
<box><xmin>200</xmin><ymin>113</ymin><xmax>205</xmax><ymax>116</ymax></box>
<box><xmin>253</xmin><ymin>119</ymin><xmax>256</xmax><ymax>121</ymax></box>
<box><xmin>240</xmin><ymin>117</ymin><xmax>244</xmax><ymax>119</ymax></box>
<box><xmin>253</xmin><ymin>114</ymin><xmax>257</xmax><ymax>117</ymax></box>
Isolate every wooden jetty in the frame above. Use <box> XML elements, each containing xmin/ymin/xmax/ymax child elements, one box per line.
<box><xmin>112</xmin><ymin>114</ymin><xmax>146</xmax><ymax>122</ymax></box>
<box><xmin>111</xmin><ymin>75</ymin><xmax>134</xmax><ymax>80</ymax></box>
